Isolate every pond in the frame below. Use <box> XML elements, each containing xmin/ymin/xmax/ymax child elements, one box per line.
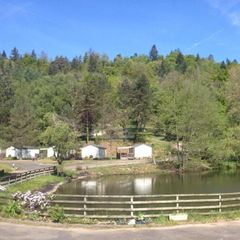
<box><xmin>56</xmin><ymin>171</ymin><xmax>240</xmax><ymax>195</ymax></box>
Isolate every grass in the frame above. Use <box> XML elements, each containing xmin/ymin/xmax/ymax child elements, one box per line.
<box><xmin>0</xmin><ymin>163</ymin><xmax>14</xmax><ymax>173</ymax></box>
<box><xmin>188</xmin><ymin>211</ymin><xmax>240</xmax><ymax>223</ymax></box>
<box><xmin>152</xmin><ymin>211</ymin><xmax>240</xmax><ymax>226</ymax></box>
<box><xmin>146</xmin><ymin>136</ymin><xmax>172</xmax><ymax>159</ymax></box>
<box><xmin>37</xmin><ymin>158</ymin><xmax>58</xmax><ymax>165</ymax></box>
<box><xmin>0</xmin><ymin>175</ymin><xmax>64</xmax><ymax>197</ymax></box>
<box><xmin>85</xmin><ymin>163</ymin><xmax>169</xmax><ymax>176</ymax></box>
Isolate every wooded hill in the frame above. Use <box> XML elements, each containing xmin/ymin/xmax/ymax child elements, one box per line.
<box><xmin>0</xmin><ymin>46</ymin><xmax>239</xmax><ymax>164</ymax></box>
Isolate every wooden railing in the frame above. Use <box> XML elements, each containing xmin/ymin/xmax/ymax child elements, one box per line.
<box><xmin>0</xmin><ymin>166</ymin><xmax>56</xmax><ymax>187</ymax></box>
<box><xmin>50</xmin><ymin>192</ymin><xmax>240</xmax><ymax>218</ymax></box>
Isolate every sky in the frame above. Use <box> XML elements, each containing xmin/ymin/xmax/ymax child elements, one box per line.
<box><xmin>1</xmin><ymin>0</ymin><xmax>240</xmax><ymax>61</ymax></box>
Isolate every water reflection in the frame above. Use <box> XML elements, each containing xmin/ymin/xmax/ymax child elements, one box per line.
<box><xmin>134</xmin><ymin>178</ymin><xmax>152</xmax><ymax>194</ymax></box>
<box><xmin>57</xmin><ymin>171</ymin><xmax>240</xmax><ymax>195</ymax></box>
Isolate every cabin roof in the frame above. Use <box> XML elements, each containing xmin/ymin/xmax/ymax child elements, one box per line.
<box><xmin>132</xmin><ymin>143</ymin><xmax>152</xmax><ymax>148</ymax></box>
<box><xmin>82</xmin><ymin>144</ymin><xmax>106</xmax><ymax>149</ymax></box>
<box><xmin>7</xmin><ymin>146</ymin><xmax>39</xmax><ymax>150</ymax></box>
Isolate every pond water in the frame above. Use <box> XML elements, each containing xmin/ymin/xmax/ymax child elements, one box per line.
<box><xmin>57</xmin><ymin>171</ymin><xmax>240</xmax><ymax>195</ymax></box>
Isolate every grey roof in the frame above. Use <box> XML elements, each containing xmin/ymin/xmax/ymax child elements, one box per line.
<box><xmin>10</xmin><ymin>146</ymin><xmax>39</xmax><ymax>150</ymax></box>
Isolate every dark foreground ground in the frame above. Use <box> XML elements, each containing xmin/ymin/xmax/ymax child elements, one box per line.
<box><xmin>0</xmin><ymin>221</ymin><xmax>240</xmax><ymax>240</ymax></box>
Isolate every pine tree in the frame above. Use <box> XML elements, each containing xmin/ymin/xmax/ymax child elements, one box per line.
<box><xmin>10</xmin><ymin>83</ymin><xmax>38</xmax><ymax>147</ymax></box>
<box><xmin>71</xmin><ymin>56</ymin><xmax>81</xmax><ymax>70</ymax></box>
<box><xmin>49</xmin><ymin>56</ymin><xmax>70</xmax><ymax>75</ymax></box>
<box><xmin>88</xmin><ymin>51</ymin><xmax>99</xmax><ymax>72</ymax></box>
<box><xmin>31</xmin><ymin>50</ymin><xmax>37</xmax><ymax>60</ymax></box>
<box><xmin>10</xmin><ymin>47</ymin><xmax>20</xmax><ymax>61</ymax></box>
<box><xmin>149</xmin><ymin>44</ymin><xmax>159</xmax><ymax>61</ymax></box>
<box><xmin>1</xmin><ymin>50</ymin><xmax>7</xmax><ymax>58</ymax></box>
<box><xmin>175</xmin><ymin>52</ymin><xmax>187</xmax><ymax>73</ymax></box>
<box><xmin>196</xmin><ymin>53</ymin><xmax>200</xmax><ymax>62</ymax></box>
<box><xmin>220</xmin><ymin>61</ymin><xmax>227</xmax><ymax>69</ymax></box>
<box><xmin>73</xmin><ymin>73</ymin><xmax>109</xmax><ymax>142</ymax></box>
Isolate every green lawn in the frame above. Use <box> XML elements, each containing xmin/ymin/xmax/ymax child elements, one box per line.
<box><xmin>0</xmin><ymin>175</ymin><xmax>64</xmax><ymax>197</ymax></box>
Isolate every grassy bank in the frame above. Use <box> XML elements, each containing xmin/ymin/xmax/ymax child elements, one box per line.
<box><xmin>0</xmin><ymin>163</ymin><xmax>14</xmax><ymax>174</ymax></box>
<box><xmin>62</xmin><ymin>211</ymin><xmax>240</xmax><ymax>226</ymax></box>
<box><xmin>83</xmin><ymin>160</ymin><xmax>212</xmax><ymax>177</ymax></box>
<box><xmin>0</xmin><ymin>175</ymin><xmax>64</xmax><ymax>197</ymax></box>
<box><xmin>152</xmin><ymin>211</ymin><xmax>240</xmax><ymax>226</ymax></box>
<box><xmin>85</xmin><ymin>163</ymin><xmax>170</xmax><ymax>176</ymax></box>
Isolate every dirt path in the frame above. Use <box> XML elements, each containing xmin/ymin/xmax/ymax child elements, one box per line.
<box><xmin>1</xmin><ymin>220</ymin><xmax>240</xmax><ymax>240</ymax></box>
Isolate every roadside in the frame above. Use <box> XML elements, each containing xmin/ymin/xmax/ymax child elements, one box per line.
<box><xmin>0</xmin><ymin>160</ymin><xmax>53</xmax><ymax>172</ymax></box>
<box><xmin>1</xmin><ymin>220</ymin><xmax>240</xmax><ymax>240</ymax></box>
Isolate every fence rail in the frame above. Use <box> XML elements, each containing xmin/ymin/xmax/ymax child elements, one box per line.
<box><xmin>51</xmin><ymin>192</ymin><xmax>240</xmax><ymax>218</ymax></box>
<box><xmin>0</xmin><ymin>166</ymin><xmax>56</xmax><ymax>187</ymax></box>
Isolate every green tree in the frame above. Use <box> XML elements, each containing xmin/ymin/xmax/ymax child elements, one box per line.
<box><xmin>10</xmin><ymin>47</ymin><xmax>20</xmax><ymax>62</ymax></box>
<box><xmin>9</xmin><ymin>82</ymin><xmax>38</xmax><ymax>147</ymax></box>
<box><xmin>149</xmin><ymin>44</ymin><xmax>159</xmax><ymax>61</ymax></box>
<box><xmin>155</xmin><ymin>73</ymin><xmax>225</xmax><ymax>166</ymax></box>
<box><xmin>175</xmin><ymin>51</ymin><xmax>187</xmax><ymax>73</ymax></box>
<box><xmin>40</xmin><ymin>113</ymin><xmax>76</xmax><ymax>164</ymax></box>
<box><xmin>49</xmin><ymin>56</ymin><xmax>70</xmax><ymax>75</ymax></box>
<box><xmin>72</xmin><ymin>73</ymin><xmax>110</xmax><ymax>142</ymax></box>
<box><xmin>130</xmin><ymin>73</ymin><xmax>151</xmax><ymax>141</ymax></box>
<box><xmin>1</xmin><ymin>50</ymin><xmax>7</xmax><ymax>58</ymax></box>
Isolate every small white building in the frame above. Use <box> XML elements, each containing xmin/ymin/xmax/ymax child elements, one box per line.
<box><xmin>117</xmin><ymin>143</ymin><xmax>153</xmax><ymax>160</ymax></box>
<box><xmin>6</xmin><ymin>146</ymin><xmax>40</xmax><ymax>159</ymax></box>
<box><xmin>132</xmin><ymin>143</ymin><xmax>153</xmax><ymax>159</ymax></box>
<box><xmin>47</xmin><ymin>147</ymin><xmax>57</xmax><ymax>158</ymax></box>
<box><xmin>6</xmin><ymin>146</ymin><xmax>18</xmax><ymax>158</ymax></box>
<box><xmin>81</xmin><ymin>144</ymin><xmax>106</xmax><ymax>159</ymax></box>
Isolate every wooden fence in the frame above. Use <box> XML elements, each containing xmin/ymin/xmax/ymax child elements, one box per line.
<box><xmin>50</xmin><ymin>192</ymin><xmax>240</xmax><ymax>218</ymax></box>
<box><xmin>0</xmin><ymin>166</ymin><xmax>56</xmax><ymax>187</ymax></box>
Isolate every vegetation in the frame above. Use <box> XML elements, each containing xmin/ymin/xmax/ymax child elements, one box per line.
<box><xmin>2</xmin><ymin>201</ymin><xmax>22</xmax><ymax>217</ymax></box>
<box><xmin>83</xmin><ymin>163</ymin><xmax>168</xmax><ymax>176</ymax></box>
<box><xmin>0</xmin><ymin>175</ymin><xmax>63</xmax><ymax>197</ymax></box>
<box><xmin>48</xmin><ymin>205</ymin><xmax>65</xmax><ymax>223</ymax></box>
<box><xmin>0</xmin><ymin>46</ymin><xmax>239</xmax><ymax>168</ymax></box>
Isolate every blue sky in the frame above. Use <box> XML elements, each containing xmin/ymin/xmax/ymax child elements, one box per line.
<box><xmin>1</xmin><ymin>0</ymin><xmax>240</xmax><ymax>61</ymax></box>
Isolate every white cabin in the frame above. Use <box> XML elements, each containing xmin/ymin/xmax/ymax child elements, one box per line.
<box><xmin>117</xmin><ymin>143</ymin><xmax>153</xmax><ymax>160</ymax></box>
<box><xmin>132</xmin><ymin>143</ymin><xmax>152</xmax><ymax>159</ymax></box>
<box><xmin>47</xmin><ymin>147</ymin><xmax>57</xmax><ymax>158</ymax></box>
<box><xmin>6</xmin><ymin>146</ymin><xmax>18</xmax><ymax>158</ymax></box>
<box><xmin>6</xmin><ymin>146</ymin><xmax>40</xmax><ymax>159</ymax></box>
<box><xmin>81</xmin><ymin>144</ymin><xmax>106</xmax><ymax>159</ymax></box>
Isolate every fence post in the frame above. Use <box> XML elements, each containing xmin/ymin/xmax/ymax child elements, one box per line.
<box><xmin>176</xmin><ymin>195</ymin><xmax>179</xmax><ymax>213</ymax></box>
<box><xmin>219</xmin><ymin>194</ymin><xmax>222</xmax><ymax>213</ymax></box>
<box><xmin>130</xmin><ymin>196</ymin><xmax>134</xmax><ymax>217</ymax></box>
<box><xmin>84</xmin><ymin>196</ymin><xmax>87</xmax><ymax>217</ymax></box>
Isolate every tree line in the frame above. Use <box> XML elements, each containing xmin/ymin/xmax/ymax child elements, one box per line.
<box><xmin>0</xmin><ymin>45</ymin><xmax>239</xmax><ymax>164</ymax></box>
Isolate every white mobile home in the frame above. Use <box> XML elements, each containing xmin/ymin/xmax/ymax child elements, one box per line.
<box><xmin>6</xmin><ymin>146</ymin><xmax>40</xmax><ymax>159</ymax></box>
<box><xmin>117</xmin><ymin>143</ymin><xmax>153</xmax><ymax>160</ymax></box>
<box><xmin>132</xmin><ymin>143</ymin><xmax>152</xmax><ymax>159</ymax></box>
<box><xmin>6</xmin><ymin>146</ymin><xmax>19</xmax><ymax>158</ymax></box>
<box><xmin>81</xmin><ymin>144</ymin><xmax>106</xmax><ymax>159</ymax></box>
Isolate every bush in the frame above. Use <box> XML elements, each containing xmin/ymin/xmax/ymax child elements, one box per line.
<box><xmin>48</xmin><ymin>205</ymin><xmax>65</xmax><ymax>223</ymax></box>
<box><xmin>3</xmin><ymin>201</ymin><xmax>22</xmax><ymax>217</ymax></box>
<box><xmin>13</xmin><ymin>191</ymin><xmax>49</xmax><ymax>210</ymax></box>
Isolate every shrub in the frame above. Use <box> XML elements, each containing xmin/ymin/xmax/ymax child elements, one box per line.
<box><xmin>3</xmin><ymin>201</ymin><xmax>22</xmax><ymax>217</ymax></box>
<box><xmin>48</xmin><ymin>205</ymin><xmax>65</xmax><ymax>223</ymax></box>
<box><xmin>13</xmin><ymin>191</ymin><xmax>49</xmax><ymax>210</ymax></box>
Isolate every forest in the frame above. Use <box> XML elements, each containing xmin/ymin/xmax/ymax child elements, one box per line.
<box><xmin>0</xmin><ymin>45</ymin><xmax>239</xmax><ymax>165</ymax></box>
